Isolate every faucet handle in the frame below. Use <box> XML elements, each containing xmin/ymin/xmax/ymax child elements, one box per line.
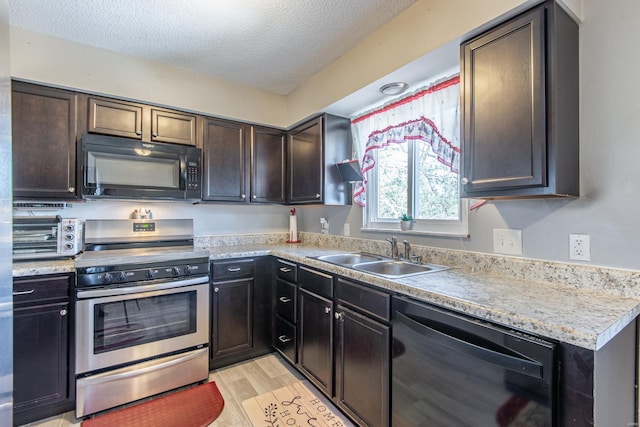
<box><xmin>410</xmin><ymin>254</ymin><xmax>423</xmax><ymax>264</ymax></box>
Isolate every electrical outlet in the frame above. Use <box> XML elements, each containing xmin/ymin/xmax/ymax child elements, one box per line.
<box><xmin>569</xmin><ymin>234</ymin><xmax>590</xmax><ymax>261</ymax></box>
<box><xmin>493</xmin><ymin>229</ymin><xmax>523</xmax><ymax>255</ymax></box>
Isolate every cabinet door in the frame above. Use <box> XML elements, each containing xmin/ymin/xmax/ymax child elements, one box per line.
<box><xmin>288</xmin><ymin>116</ymin><xmax>323</xmax><ymax>204</ymax></box>
<box><xmin>151</xmin><ymin>108</ymin><xmax>197</xmax><ymax>145</ymax></box>
<box><xmin>335</xmin><ymin>305</ymin><xmax>390</xmax><ymax>427</ymax></box>
<box><xmin>13</xmin><ymin>301</ymin><xmax>70</xmax><ymax>413</ymax></box>
<box><xmin>202</xmin><ymin>118</ymin><xmax>249</xmax><ymax>202</ymax></box>
<box><xmin>461</xmin><ymin>6</ymin><xmax>546</xmax><ymax>195</ymax></box>
<box><xmin>88</xmin><ymin>97</ymin><xmax>143</xmax><ymax>139</ymax></box>
<box><xmin>251</xmin><ymin>126</ymin><xmax>286</xmax><ymax>203</ymax></box>
<box><xmin>211</xmin><ymin>279</ymin><xmax>253</xmax><ymax>360</ymax></box>
<box><xmin>298</xmin><ymin>288</ymin><xmax>333</xmax><ymax>395</ymax></box>
<box><xmin>12</xmin><ymin>82</ymin><xmax>79</xmax><ymax>199</ymax></box>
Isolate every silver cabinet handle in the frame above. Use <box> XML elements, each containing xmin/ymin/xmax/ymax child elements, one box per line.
<box><xmin>241</xmin><ymin>194</ymin><xmax>246</xmax><ymax>199</ymax></box>
<box><xmin>324</xmin><ymin>307</ymin><xmax>331</xmax><ymax>314</ymax></box>
<box><xmin>152</xmin><ymin>132</ymin><xmax>158</xmax><ymax>137</ymax></box>
<box><xmin>278</xmin><ymin>335</ymin><xmax>292</xmax><ymax>343</ymax></box>
<box><xmin>279</xmin><ymin>267</ymin><xmax>292</xmax><ymax>273</ymax></box>
<box><xmin>68</xmin><ymin>187</ymin><xmax>75</xmax><ymax>193</ymax></box>
<box><xmin>135</xmin><ymin>130</ymin><xmax>142</xmax><ymax>135</ymax></box>
<box><xmin>227</xmin><ymin>267</ymin><xmax>241</xmax><ymax>272</ymax></box>
<box><xmin>279</xmin><ymin>297</ymin><xmax>292</xmax><ymax>303</ymax></box>
<box><xmin>60</xmin><ymin>309</ymin><xmax>68</xmax><ymax>316</ymax></box>
<box><xmin>214</xmin><ymin>287</ymin><xmax>219</xmax><ymax>293</ymax></box>
<box><xmin>13</xmin><ymin>289</ymin><xmax>35</xmax><ymax>296</ymax></box>
<box><xmin>461</xmin><ymin>177</ymin><xmax>469</xmax><ymax>185</ymax></box>
<box><xmin>334</xmin><ymin>312</ymin><xmax>343</xmax><ymax>320</ymax></box>
<box><xmin>252</xmin><ymin>195</ymin><xmax>257</xmax><ymax>199</ymax></box>
<box><xmin>315</xmin><ymin>193</ymin><xmax>321</xmax><ymax>199</ymax></box>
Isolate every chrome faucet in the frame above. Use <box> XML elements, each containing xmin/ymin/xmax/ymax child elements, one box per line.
<box><xmin>386</xmin><ymin>236</ymin><xmax>398</xmax><ymax>259</ymax></box>
<box><xmin>403</xmin><ymin>240</ymin><xmax>411</xmax><ymax>260</ymax></box>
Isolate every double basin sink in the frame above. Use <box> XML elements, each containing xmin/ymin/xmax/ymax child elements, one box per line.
<box><xmin>310</xmin><ymin>252</ymin><xmax>449</xmax><ymax>279</ymax></box>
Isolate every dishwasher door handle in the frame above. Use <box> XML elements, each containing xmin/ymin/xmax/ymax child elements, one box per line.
<box><xmin>395</xmin><ymin>311</ymin><xmax>543</xmax><ymax>379</ymax></box>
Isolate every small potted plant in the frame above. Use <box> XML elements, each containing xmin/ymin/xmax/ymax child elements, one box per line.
<box><xmin>399</xmin><ymin>214</ymin><xmax>413</xmax><ymax>231</ymax></box>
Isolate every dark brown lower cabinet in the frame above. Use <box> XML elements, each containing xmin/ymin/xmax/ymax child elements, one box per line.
<box><xmin>211</xmin><ymin>278</ymin><xmax>253</xmax><ymax>359</ymax></box>
<box><xmin>298</xmin><ymin>288</ymin><xmax>333</xmax><ymax>396</ymax></box>
<box><xmin>13</xmin><ymin>274</ymin><xmax>74</xmax><ymax>427</ymax></box>
<box><xmin>210</xmin><ymin>257</ymin><xmax>272</xmax><ymax>369</ymax></box>
<box><xmin>335</xmin><ymin>305</ymin><xmax>390</xmax><ymax>427</ymax></box>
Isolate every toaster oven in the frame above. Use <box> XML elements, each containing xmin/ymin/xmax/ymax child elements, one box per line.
<box><xmin>13</xmin><ymin>216</ymin><xmax>84</xmax><ymax>260</ymax></box>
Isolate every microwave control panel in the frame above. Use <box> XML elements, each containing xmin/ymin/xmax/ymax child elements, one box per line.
<box><xmin>187</xmin><ymin>160</ymin><xmax>200</xmax><ymax>191</ymax></box>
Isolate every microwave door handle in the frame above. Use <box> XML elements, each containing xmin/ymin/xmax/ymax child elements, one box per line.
<box><xmin>395</xmin><ymin>312</ymin><xmax>543</xmax><ymax>379</ymax></box>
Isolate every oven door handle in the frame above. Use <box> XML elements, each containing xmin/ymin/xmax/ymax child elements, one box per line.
<box><xmin>77</xmin><ymin>347</ymin><xmax>208</xmax><ymax>387</ymax></box>
<box><xmin>76</xmin><ymin>275</ymin><xmax>209</xmax><ymax>299</ymax></box>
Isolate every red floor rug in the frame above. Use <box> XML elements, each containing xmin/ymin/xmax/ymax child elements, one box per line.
<box><xmin>82</xmin><ymin>382</ymin><xmax>224</xmax><ymax>427</ymax></box>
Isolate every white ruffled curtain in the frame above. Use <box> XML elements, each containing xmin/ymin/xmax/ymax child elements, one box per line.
<box><xmin>350</xmin><ymin>75</ymin><xmax>460</xmax><ymax>207</ymax></box>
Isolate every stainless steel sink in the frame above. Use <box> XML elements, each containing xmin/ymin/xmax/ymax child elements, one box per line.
<box><xmin>309</xmin><ymin>252</ymin><xmax>449</xmax><ymax>278</ymax></box>
<box><xmin>315</xmin><ymin>253</ymin><xmax>384</xmax><ymax>266</ymax></box>
<box><xmin>352</xmin><ymin>260</ymin><xmax>449</xmax><ymax>278</ymax></box>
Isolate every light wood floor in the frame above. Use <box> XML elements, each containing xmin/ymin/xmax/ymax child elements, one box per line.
<box><xmin>21</xmin><ymin>353</ymin><xmax>307</xmax><ymax>427</ymax></box>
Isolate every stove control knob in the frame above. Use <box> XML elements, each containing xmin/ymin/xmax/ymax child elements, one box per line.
<box><xmin>118</xmin><ymin>272</ymin><xmax>128</xmax><ymax>282</ymax></box>
<box><xmin>184</xmin><ymin>265</ymin><xmax>192</xmax><ymax>275</ymax></box>
<box><xmin>146</xmin><ymin>269</ymin><xmax>156</xmax><ymax>279</ymax></box>
<box><xmin>103</xmin><ymin>273</ymin><xmax>114</xmax><ymax>284</ymax></box>
<box><xmin>171</xmin><ymin>266</ymin><xmax>182</xmax><ymax>276</ymax></box>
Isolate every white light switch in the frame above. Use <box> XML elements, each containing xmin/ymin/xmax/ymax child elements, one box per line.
<box><xmin>493</xmin><ymin>229</ymin><xmax>523</xmax><ymax>255</ymax></box>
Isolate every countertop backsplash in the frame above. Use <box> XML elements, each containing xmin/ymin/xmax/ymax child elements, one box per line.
<box><xmin>196</xmin><ymin>231</ymin><xmax>640</xmax><ymax>299</ymax></box>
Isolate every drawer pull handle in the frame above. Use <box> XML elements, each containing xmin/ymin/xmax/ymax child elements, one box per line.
<box><xmin>226</xmin><ymin>267</ymin><xmax>241</xmax><ymax>272</ymax></box>
<box><xmin>278</xmin><ymin>335</ymin><xmax>292</xmax><ymax>343</ymax></box>
<box><xmin>324</xmin><ymin>307</ymin><xmax>331</xmax><ymax>314</ymax></box>
<box><xmin>279</xmin><ymin>297</ymin><xmax>292</xmax><ymax>303</ymax></box>
<box><xmin>214</xmin><ymin>287</ymin><xmax>219</xmax><ymax>293</ymax></box>
<box><xmin>13</xmin><ymin>289</ymin><xmax>35</xmax><ymax>296</ymax></box>
<box><xmin>60</xmin><ymin>309</ymin><xmax>68</xmax><ymax>316</ymax></box>
<box><xmin>334</xmin><ymin>312</ymin><xmax>343</xmax><ymax>320</ymax></box>
<box><xmin>279</xmin><ymin>267</ymin><xmax>292</xmax><ymax>273</ymax></box>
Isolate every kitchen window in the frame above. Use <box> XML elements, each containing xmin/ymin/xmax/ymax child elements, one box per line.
<box><xmin>352</xmin><ymin>74</ymin><xmax>468</xmax><ymax>236</ymax></box>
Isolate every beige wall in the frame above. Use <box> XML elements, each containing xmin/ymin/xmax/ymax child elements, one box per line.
<box><xmin>10</xmin><ymin>27</ymin><xmax>288</xmax><ymax>127</ymax></box>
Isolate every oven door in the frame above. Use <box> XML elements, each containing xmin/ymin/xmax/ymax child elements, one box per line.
<box><xmin>75</xmin><ymin>276</ymin><xmax>209</xmax><ymax>375</ymax></box>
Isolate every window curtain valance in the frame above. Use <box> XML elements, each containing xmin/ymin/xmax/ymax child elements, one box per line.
<box><xmin>350</xmin><ymin>75</ymin><xmax>460</xmax><ymax>207</ymax></box>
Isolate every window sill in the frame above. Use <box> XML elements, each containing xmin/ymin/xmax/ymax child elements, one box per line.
<box><xmin>360</xmin><ymin>226</ymin><xmax>470</xmax><ymax>239</ymax></box>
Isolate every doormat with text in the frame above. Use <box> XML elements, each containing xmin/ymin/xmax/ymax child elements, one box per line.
<box><xmin>242</xmin><ymin>380</ymin><xmax>354</xmax><ymax>427</ymax></box>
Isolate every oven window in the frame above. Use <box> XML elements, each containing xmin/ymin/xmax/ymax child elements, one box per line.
<box><xmin>87</xmin><ymin>151</ymin><xmax>180</xmax><ymax>189</ymax></box>
<box><xmin>93</xmin><ymin>290</ymin><xmax>197</xmax><ymax>354</ymax></box>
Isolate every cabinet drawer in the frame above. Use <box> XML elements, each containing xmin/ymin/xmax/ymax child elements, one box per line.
<box><xmin>276</xmin><ymin>259</ymin><xmax>297</xmax><ymax>283</ymax></box>
<box><xmin>212</xmin><ymin>259</ymin><xmax>254</xmax><ymax>281</ymax></box>
<box><xmin>336</xmin><ymin>278</ymin><xmax>391</xmax><ymax>322</ymax></box>
<box><xmin>299</xmin><ymin>266</ymin><xmax>333</xmax><ymax>298</ymax></box>
<box><xmin>275</xmin><ymin>316</ymin><xmax>297</xmax><ymax>364</ymax></box>
<box><xmin>276</xmin><ymin>279</ymin><xmax>297</xmax><ymax>324</ymax></box>
<box><xmin>13</xmin><ymin>275</ymin><xmax>70</xmax><ymax>305</ymax></box>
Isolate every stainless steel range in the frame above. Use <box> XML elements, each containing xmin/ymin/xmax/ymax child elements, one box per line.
<box><xmin>74</xmin><ymin>219</ymin><xmax>210</xmax><ymax>417</ymax></box>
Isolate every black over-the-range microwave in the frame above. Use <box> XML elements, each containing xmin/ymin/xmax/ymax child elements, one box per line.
<box><xmin>78</xmin><ymin>133</ymin><xmax>202</xmax><ymax>201</ymax></box>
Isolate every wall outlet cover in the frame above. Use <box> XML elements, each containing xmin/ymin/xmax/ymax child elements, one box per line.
<box><xmin>493</xmin><ymin>228</ymin><xmax>523</xmax><ymax>256</ymax></box>
<box><xmin>569</xmin><ymin>234</ymin><xmax>591</xmax><ymax>261</ymax></box>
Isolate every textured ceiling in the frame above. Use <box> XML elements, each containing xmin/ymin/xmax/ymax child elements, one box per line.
<box><xmin>8</xmin><ymin>0</ymin><xmax>416</xmax><ymax>95</ymax></box>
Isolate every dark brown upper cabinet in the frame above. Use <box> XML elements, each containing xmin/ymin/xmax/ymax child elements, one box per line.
<box><xmin>288</xmin><ymin>114</ymin><xmax>352</xmax><ymax>205</ymax></box>
<box><xmin>202</xmin><ymin>118</ymin><xmax>250</xmax><ymax>202</ymax></box>
<box><xmin>251</xmin><ymin>126</ymin><xmax>287</xmax><ymax>203</ymax></box>
<box><xmin>12</xmin><ymin>81</ymin><xmax>80</xmax><ymax>200</ymax></box>
<box><xmin>460</xmin><ymin>0</ymin><xmax>579</xmax><ymax>199</ymax></box>
<box><xmin>87</xmin><ymin>96</ymin><xmax>198</xmax><ymax>146</ymax></box>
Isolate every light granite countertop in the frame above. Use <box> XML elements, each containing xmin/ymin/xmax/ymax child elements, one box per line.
<box><xmin>13</xmin><ymin>242</ymin><xmax>640</xmax><ymax>351</ymax></box>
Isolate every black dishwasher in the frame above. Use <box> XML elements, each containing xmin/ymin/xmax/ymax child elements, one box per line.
<box><xmin>392</xmin><ymin>296</ymin><xmax>557</xmax><ymax>427</ymax></box>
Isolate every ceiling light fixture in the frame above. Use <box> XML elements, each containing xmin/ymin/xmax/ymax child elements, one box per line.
<box><xmin>379</xmin><ymin>82</ymin><xmax>408</xmax><ymax>96</ymax></box>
